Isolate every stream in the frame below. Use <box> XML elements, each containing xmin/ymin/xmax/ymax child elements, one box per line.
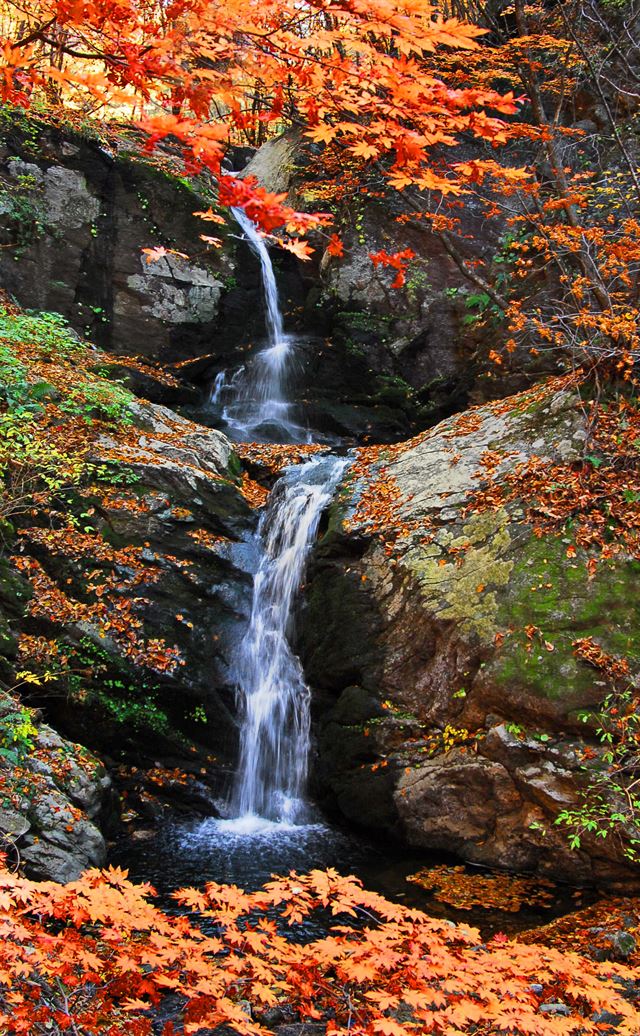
<box><xmin>117</xmin><ymin>210</ymin><xmax>591</xmax><ymax>942</ymax></box>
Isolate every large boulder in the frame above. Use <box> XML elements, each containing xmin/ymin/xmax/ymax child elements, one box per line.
<box><xmin>3</xmin><ymin>701</ymin><xmax>111</xmax><ymax>883</ymax></box>
<box><xmin>0</xmin><ymin>562</ymin><xmax>110</xmax><ymax>882</ymax></box>
<box><xmin>300</xmin><ymin>380</ymin><xmax>640</xmax><ymax>884</ymax></box>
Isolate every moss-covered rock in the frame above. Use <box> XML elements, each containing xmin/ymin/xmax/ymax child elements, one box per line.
<box><xmin>301</xmin><ymin>383</ymin><xmax>640</xmax><ymax>884</ymax></box>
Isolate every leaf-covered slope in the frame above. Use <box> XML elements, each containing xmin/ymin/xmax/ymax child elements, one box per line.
<box><xmin>0</xmin><ymin>300</ymin><xmax>258</xmax><ymax>873</ymax></box>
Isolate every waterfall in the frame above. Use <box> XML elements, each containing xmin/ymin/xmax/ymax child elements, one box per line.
<box><xmin>211</xmin><ymin>209</ymin><xmax>307</xmax><ymax>443</ymax></box>
<box><xmin>210</xmin><ymin>208</ymin><xmax>346</xmax><ymax>829</ymax></box>
<box><xmin>208</xmin><ymin>365</ymin><xmax>245</xmax><ymax>406</ymax></box>
<box><xmin>209</xmin><ymin>370</ymin><xmax>227</xmax><ymax>405</ymax></box>
<box><xmin>232</xmin><ymin>207</ymin><xmax>285</xmax><ymax>347</ymax></box>
<box><xmin>230</xmin><ymin>454</ymin><xmax>349</xmax><ymax>826</ymax></box>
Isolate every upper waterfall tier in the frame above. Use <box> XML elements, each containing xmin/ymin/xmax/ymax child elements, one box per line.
<box><xmin>208</xmin><ymin>209</ymin><xmax>311</xmax><ymax>444</ymax></box>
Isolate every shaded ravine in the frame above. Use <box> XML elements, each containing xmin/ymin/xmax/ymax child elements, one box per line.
<box><xmin>115</xmin><ymin>208</ymin><xmax>597</xmax><ymax>943</ymax></box>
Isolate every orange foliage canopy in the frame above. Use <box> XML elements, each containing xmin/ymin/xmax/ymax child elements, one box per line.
<box><xmin>0</xmin><ymin>0</ymin><xmax>523</xmax><ymax>240</ymax></box>
<box><xmin>0</xmin><ymin>864</ymin><xmax>639</xmax><ymax>1035</ymax></box>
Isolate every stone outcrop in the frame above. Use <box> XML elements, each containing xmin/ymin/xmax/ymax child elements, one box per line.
<box><xmin>0</xmin><ymin>563</ymin><xmax>110</xmax><ymax>882</ymax></box>
<box><xmin>0</xmin><ymin>691</ymin><xmax>110</xmax><ymax>882</ymax></box>
<box><xmin>0</xmin><ymin>118</ymin><xmax>413</xmax><ymax>438</ymax></box>
<box><xmin>16</xmin><ymin>397</ymin><xmax>255</xmax><ymax>777</ymax></box>
<box><xmin>300</xmin><ymin>383</ymin><xmax>640</xmax><ymax>884</ymax></box>
<box><xmin>0</xmin><ymin>113</ymin><xmax>233</xmax><ymax>361</ymax></box>
<box><xmin>315</xmin><ymin>189</ymin><xmax>491</xmax><ymax>417</ymax></box>
<box><xmin>238</xmin><ymin>132</ymin><xmax>301</xmax><ymax>195</ymax></box>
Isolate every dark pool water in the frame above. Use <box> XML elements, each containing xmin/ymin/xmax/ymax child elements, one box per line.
<box><xmin>113</xmin><ymin>811</ymin><xmax>592</xmax><ymax>940</ymax></box>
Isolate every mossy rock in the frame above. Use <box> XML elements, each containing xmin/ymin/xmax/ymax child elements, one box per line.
<box><xmin>486</xmin><ymin>534</ymin><xmax>640</xmax><ymax>716</ymax></box>
<box><xmin>402</xmin><ymin>508</ymin><xmax>516</xmax><ymax>643</ymax></box>
<box><xmin>0</xmin><ymin>557</ymin><xmax>32</xmax><ymax>619</ymax></box>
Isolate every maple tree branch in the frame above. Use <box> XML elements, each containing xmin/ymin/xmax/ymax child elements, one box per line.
<box><xmin>40</xmin><ymin>35</ymin><xmax>155</xmax><ymax>65</ymax></box>
<box><xmin>556</xmin><ymin>4</ymin><xmax>640</xmax><ymax>210</ymax></box>
<box><xmin>381</xmin><ymin>171</ymin><xmax>511</xmax><ymax>311</ymax></box>
<box><xmin>13</xmin><ymin>17</ymin><xmax>56</xmax><ymax>48</ymax></box>
<box><xmin>436</xmin><ymin>228</ymin><xmax>509</xmax><ymax>311</ymax></box>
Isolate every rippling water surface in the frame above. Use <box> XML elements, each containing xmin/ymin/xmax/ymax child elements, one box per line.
<box><xmin>114</xmin><ymin>813</ymin><xmax>590</xmax><ymax>940</ymax></box>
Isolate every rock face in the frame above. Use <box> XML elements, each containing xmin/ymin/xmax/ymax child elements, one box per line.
<box><xmin>1</xmin><ymin>696</ymin><xmax>111</xmax><ymax>883</ymax></box>
<box><xmin>0</xmin><ymin>114</ymin><xmax>233</xmax><ymax>360</ymax></box>
<box><xmin>0</xmin><ymin>564</ymin><xmax>110</xmax><ymax>882</ymax></box>
<box><xmin>315</xmin><ymin>189</ymin><xmax>490</xmax><ymax>419</ymax></box>
<box><xmin>0</xmin><ymin>118</ymin><xmax>413</xmax><ymax>439</ymax></box>
<box><xmin>238</xmin><ymin>132</ymin><xmax>301</xmax><ymax>194</ymax></box>
<box><xmin>15</xmin><ymin>397</ymin><xmax>255</xmax><ymax>779</ymax></box>
<box><xmin>300</xmin><ymin>383</ymin><xmax>640</xmax><ymax>883</ymax></box>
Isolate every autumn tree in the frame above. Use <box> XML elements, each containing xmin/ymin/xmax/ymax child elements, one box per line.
<box><xmin>1</xmin><ymin>0</ymin><xmax>637</xmax><ymax>369</ymax></box>
<box><xmin>388</xmin><ymin>0</ymin><xmax>640</xmax><ymax>378</ymax></box>
<box><xmin>0</xmin><ymin>0</ymin><xmax>527</xmax><ymax>250</ymax></box>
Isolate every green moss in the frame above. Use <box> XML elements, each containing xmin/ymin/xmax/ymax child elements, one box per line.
<box><xmin>0</xmin><ymin>105</ymin><xmax>43</xmax><ymax>154</ymax></box>
<box><xmin>324</xmin><ymin>492</ymin><xmax>351</xmax><ymax>537</ymax></box>
<box><xmin>0</xmin><ymin>169</ymin><xmax>47</xmax><ymax>253</ymax></box>
<box><xmin>335</xmin><ymin>310</ymin><xmax>394</xmax><ymax>335</ymax></box>
<box><xmin>118</xmin><ymin>150</ymin><xmax>215</xmax><ymax>206</ymax></box>
<box><xmin>0</xmin><ymin>621</ymin><xmax>14</xmax><ymax>647</ymax></box>
<box><xmin>490</xmin><ymin>534</ymin><xmax>640</xmax><ymax>705</ymax></box>
<box><xmin>227</xmin><ymin>450</ymin><xmax>243</xmax><ymax>481</ymax></box>
<box><xmin>372</xmin><ymin>374</ymin><xmax>414</xmax><ymax>409</ymax></box>
<box><xmin>65</xmin><ymin>636</ymin><xmax>178</xmax><ymax>741</ymax></box>
<box><xmin>0</xmin><ymin>558</ymin><xmax>32</xmax><ymax>617</ymax></box>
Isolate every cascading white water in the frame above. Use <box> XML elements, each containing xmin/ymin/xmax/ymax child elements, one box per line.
<box><xmin>208</xmin><ymin>209</ymin><xmax>346</xmax><ymax>829</ymax></box>
<box><xmin>230</xmin><ymin>454</ymin><xmax>349</xmax><ymax>826</ymax></box>
<box><xmin>208</xmin><ymin>366</ymin><xmax>245</xmax><ymax>406</ymax></box>
<box><xmin>232</xmin><ymin>207</ymin><xmax>285</xmax><ymax>347</ymax></box>
<box><xmin>213</xmin><ymin>209</ymin><xmax>307</xmax><ymax>442</ymax></box>
<box><xmin>209</xmin><ymin>370</ymin><xmax>227</xmax><ymax>405</ymax></box>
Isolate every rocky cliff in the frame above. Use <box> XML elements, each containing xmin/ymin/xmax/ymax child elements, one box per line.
<box><xmin>301</xmin><ymin>377</ymin><xmax>640</xmax><ymax>884</ymax></box>
<box><xmin>0</xmin><ymin>111</ymin><xmax>235</xmax><ymax>362</ymax></box>
<box><xmin>0</xmin><ymin>296</ymin><xmax>261</xmax><ymax>878</ymax></box>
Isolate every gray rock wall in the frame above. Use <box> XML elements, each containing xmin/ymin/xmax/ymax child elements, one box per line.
<box><xmin>0</xmin><ymin>119</ymin><xmax>232</xmax><ymax>360</ymax></box>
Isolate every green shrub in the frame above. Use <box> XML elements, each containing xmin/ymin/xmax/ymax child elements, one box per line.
<box><xmin>0</xmin><ymin>308</ymin><xmax>87</xmax><ymax>358</ymax></box>
<box><xmin>0</xmin><ymin>705</ymin><xmax>37</xmax><ymax>766</ymax></box>
<box><xmin>59</xmin><ymin>379</ymin><xmax>134</xmax><ymax>426</ymax></box>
